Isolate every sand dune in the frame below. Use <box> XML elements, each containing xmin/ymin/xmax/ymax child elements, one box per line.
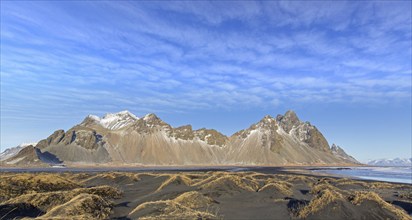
<box><xmin>0</xmin><ymin>171</ymin><xmax>411</xmax><ymax>219</ymax></box>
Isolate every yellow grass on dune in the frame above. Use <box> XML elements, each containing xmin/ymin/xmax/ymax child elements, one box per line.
<box><xmin>155</xmin><ymin>174</ymin><xmax>193</xmax><ymax>192</ymax></box>
<box><xmin>328</xmin><ymin>178</ymin><xmax>404</xmax><ymax>190</ymax></box>
<box><xmin>273</xmin><ymin>174</ymin><xmax>316</xmax><ymax>183</ymax></box>
<box><xmin>62</xmin><ymin>172</ymin><xmax>91</xmax><ymax>181</ymax></box>
<box><xmin>129</xmin><ymin>190</ymin><xmax>218</xmax><ymax>219</ymax></box>
<box><xmin>298</xmin><ymin>189</ymin><xmax>344</xmax><ymax>218</ymax></box>
<box><xmin>350</xmin><ymin>191</ymin><xmax>412</xmax><ymax>220</ymax></box>
<box><xmin>0</xmin><ymin>173</ymin><xmax>80</xmax><ymax>200</ymax></box>
<box><xmin>310</xmin><ymin>182</ymin><xmax>342</xmax><ymax>194</ymax></box>
<box><xmin>200</xmin><ymin>174</ymin><xmax>260</xmax><ymax>192</ymax></box>
<box><xmin>74</xmin><ymin>185</ymin><xmax>123</xmax><ymax>199</ymax></box>
<box><xmin>1</xmin><ymin>185</ymin><xmax>122</xmax><ymax>213</ymax></box>
<box><xmin>246</xmin><ymin>173</ymin><xmax>272</xmax><ymax>180</ymax></box>
<box><xmin>333</xmin><ymin>178</ymin><xmax>369</xmax><ymax>187</ymax></box>
<box><xmin>258</xmin><ymin>180</ymin><xmax>293</xmax><ymax>196</ymax></box>
<box><xmin>129</xmin><ymin>200</ymin><xmax>218</xmax><ymax>220</ymax></box>
<box><xmin>191</xmin><ymin>173</ymin><xmax>223</xmax><ymax>187</ymax></box>
<box><xmin>80</xmin><ymin>172</ymin><xmax>141</xmax><ymax>183</ymax></box>
<box><xmin>368</xmin><ymin>181</ymin><xmax>406</xmax><ymax>189</ymax></box>
<box><xmin>173</xmin><ymin>191</ymin><xmax>216</xmax><ymax>209</ymax></box>
<box><xmin>37</xmin><ymin>193</ymin><xmax>113</xmax><ymax>220</ymax></box>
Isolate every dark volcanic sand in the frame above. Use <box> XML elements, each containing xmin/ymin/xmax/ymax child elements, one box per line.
<box><xmin>0</xmin><ymin>170</ymin><xmax>411</xmax><ymax>220</ymax></box>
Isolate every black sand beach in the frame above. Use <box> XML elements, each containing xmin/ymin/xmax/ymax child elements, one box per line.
<box><xmin>1</xmin><ymin>168</ymin><xmax>411</xmax><ymax>220</ymax></box>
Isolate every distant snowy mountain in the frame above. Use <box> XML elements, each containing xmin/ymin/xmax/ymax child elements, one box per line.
<box><xmin>367</xmin><ymin>158</ymin><xmax>412</xmax><ymax>167</ymax></box>
<box><xmin>0</xmin><ymin>142</ymin><xmax>37</xmax><ymax>161</ymax></box>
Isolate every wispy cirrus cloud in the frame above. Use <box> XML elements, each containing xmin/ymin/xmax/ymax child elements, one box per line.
<box><xmin>1</xmin><ymin>1</ymin><xmax>411</xmax><ymax>149</ymax></box>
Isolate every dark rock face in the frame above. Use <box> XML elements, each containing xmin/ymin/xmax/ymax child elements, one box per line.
<box><xmin>171</xmin><ymin>125</ymin><xmax>195</xmax><ymax>140</ymax></box>
<box><xmin>276</xmin><ymin>110</ymin><xmax>300</xmax><ymax>133</ymax></box>
<box><xmin>79</xmin><ymin>116</ymin><xmax>98</xmax><ymax>127</ymax></box>
<box><xmin>62</xmin><ymin>128</ymin><xmax>104</xmax><ymax>150</ymax></box>
<box><xmin>36</xmin><ymin>127</ymin><xmax>105</xmax><ymax>151</ymax></box>
<box><xmin>331</xmin><ymin>144</ymin><xmax>359</xmax><ymax>164</ymax></box>
<box><xmin>36</xmin><ymin>130</ymin><xmax>65</xmax><ymax>149</ymax></box>
<box><xmin>302</xmin><ymin>126</ymin><xmax>331</xmax><ymax>152</ymax></box>
<box><xmin>233</xmin><ymin>115</ymin><xmax>278</xmax><ymax>139</ymax></box>
<box><xmin>131</xmin><ymin>114</ymin><xmax>172</xmax><ymax>134</ymax></box>
<box><xmin>277</xmin><ymin>111</ymin><xmax>331</xmax><ymax>152</ymax></box>
<box><xmin>194</xmin><ymin>128</ymin><xmax>228</xmax><ymax>147</ymax></box>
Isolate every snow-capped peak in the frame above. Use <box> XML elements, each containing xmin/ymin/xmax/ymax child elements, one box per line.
<box><xmin>88</xmin><ymin>110</ymin><xmax>139</xmax><ymax>130</ymax></box>
<box><xmin>103</xmin><ymin>110</ymin><xmax>138</xmax><ymax>120</ymax></box>
<box><xmin>87</xmin><ymin>114</ymin><xmax>101</xmax><ymax>121</ymax></box>
<box><xmin>143</xmin><ymin>113</ymin><xmax>158</xmax><ymax>121</ymax></box>
<box><xmin>17</xmin><ymin>142</ymin><xmax>38</xmax><ymax>148</ymax></box>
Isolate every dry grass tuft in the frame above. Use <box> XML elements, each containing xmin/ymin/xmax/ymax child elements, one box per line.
<box><xmin>81</xmin><ymin>172</ymin><xmax>140</xmax><ymax>183</ymax></box>
<box><xmin>318</xmin><ymin>178</ymin><xmax>401</xmax><ymax>190</ymax></box>
<box><xmin>399</xmin><ymin>192</ymin><xmax>412</xmax><ymax>200</ymax></box>
<box><xmin>200</xmin><ymin>175</ymin><xmax>260</xmax><ymax>192</ymax></box>
<box><xmin>3</xmin><ymin>191</ymin><xmax>71</xmax><ymax>213</ymax></box>
<box><xmin>37</xmin><ymin>193</ymin><xmax>113</xmax><ymax>220</ymax></box>
<box><xmin>173</xmin><ymin>191</ymin><xmax>216</xmax><ymax>209</ymax></box>
<box><xmin>334</xmin><ymin>178</ymin><xmax>369</xmax><ymax>188</ymax></box>
<box><xmin>1</xmin><ymin>185</ymin><xmax>122</xmax><ymax>213</ymax></box>
<box><xmin>369</xmin><ymin>182</ymin><xmax>397</xmax><ymax>189</ymax></box>
<box><xmin>155</xmin><ymin>174</ymin><xmax>193</xmax><ymax>192</ymax></box>
<box><xmin>63</xmin><ymin>173</ymin><xmax>92</xmax><ymax>181</ymax></box>
<box><xmin>191</xmin><ymin>173</ymin><xmax>222</xmax><ymax>187</ymax></box>
<box><xmin>298</xmin><ymin>189</ymin><xmax>344</xmax><ymax>218</ymax></box>
<box><xmin>74</xmin><ymin>185</ymin><xmax>123</xmax><ymax>199</ymax></box>
<box><xmin>273</xmin><ymin>174</ymin><xmax>316</xmax><ymax>183</ymax></box>
<box><xmin>0</xmin><ymin>173</ymin><xmax>80</xmax><ymax>200</ymax></box>
<box><xmin>246</xmin><ymin>173</ymin><xmax>271</xmax><ymax>181</ymax></box>
<box><xmin>129</xmin><ymin>200</ymin><xmax>218</xmax><ymax>220</ymax></box>
<box><xmin>310</xmin><ymin>182</ymin><xmax>341</xmax><ymax>195</ymax></box>
<box><xmin>259</xmin><ymin>180</ymin><xmax>293</xmax><ymax>195</ymax></box>
<box><xmin>350</xmin><ymin>191</ymin><xmax>412</xmax><ymax>220</ymax></box>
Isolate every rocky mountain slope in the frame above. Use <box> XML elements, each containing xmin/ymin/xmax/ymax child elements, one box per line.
<box><xmin>1</xmin><ymin>110</ymin><xmax>359</xmax><ymax>166</ymax></box>
<box><xmin>331</xmin><ymin>144</ymin><xmax>359</xmax><ymax>164</ymax></box>
<box><xmin>0</xmin><ymin>143</ymin><xmax>37</xmax><ymax>162</ymax></box>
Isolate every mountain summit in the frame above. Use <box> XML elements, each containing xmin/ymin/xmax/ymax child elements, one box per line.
<box><xmin>2</xmin><ymin>110</ymin><xmax>359</xmax><ymax>166</ymax></box>
<box><xmin>83</xmin><ymin>110</ymin><xmax>138</xmax><ymax>130</ymax></box>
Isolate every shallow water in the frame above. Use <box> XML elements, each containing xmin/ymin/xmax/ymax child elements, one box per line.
<box><xmin>311</xmin><ymin>166</ymin><xmax>412</xmax><ymax>184</ymax></box>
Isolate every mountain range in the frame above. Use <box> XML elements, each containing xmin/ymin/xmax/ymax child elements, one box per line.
<box><xmin>367</xmin><ymin>158</ymin><xmax>412</xmax><ymax>167</ymax></box>
<box><xmin>1</xmin><ymin>110</ymin><xmax>360</xmax><ymax>166</ymax></box>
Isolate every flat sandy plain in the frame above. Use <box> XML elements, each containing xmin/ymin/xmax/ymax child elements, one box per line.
<box><xmin>0</xmin><ymin>168</ymin><xmax>411</xmax><ymax>220</ymax></box>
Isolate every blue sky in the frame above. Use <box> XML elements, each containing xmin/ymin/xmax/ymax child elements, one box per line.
<box><xmin>1</xmin><ymin>1</ymin><xmax>411</xmax><ymax>162</ymax></box>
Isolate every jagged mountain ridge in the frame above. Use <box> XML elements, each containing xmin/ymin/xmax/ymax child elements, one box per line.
<box><xmin>331</xmin><ymin>144</ymin><xmax>359</xmax><ymax>164</ymax></box>
<box><xmin>2</xmin><ymin>110</ymin><xmax>359</xmax><ymax>166</ymax></box>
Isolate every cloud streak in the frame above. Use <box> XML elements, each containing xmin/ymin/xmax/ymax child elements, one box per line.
<box><xmin>1</xmin><ymin>1</ymin><xmax>411</xmax><ymax>150</ymax></box>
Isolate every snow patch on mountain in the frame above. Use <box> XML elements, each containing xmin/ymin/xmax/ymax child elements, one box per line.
<box><xmin>87</xmin><ymin>110</ymin><xmax>139</xmax><ymax>130</ymax></box>
<box><xmin>367</xmin><ymin>158</ymin><xmax>412</xmax><ymax>167</ymax></box>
